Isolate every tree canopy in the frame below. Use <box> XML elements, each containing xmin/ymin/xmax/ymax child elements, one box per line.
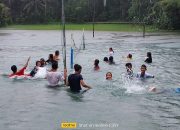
<box><xmin>0</xmin><ymin>0</ymin><xmax>179</xmax><ymax>30</ymax></box>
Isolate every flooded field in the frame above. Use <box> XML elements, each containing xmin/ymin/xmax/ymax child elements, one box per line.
<box><xmin>0</xmin><ymin>30</ymin><xmax>180</xmax><ymax>130</ymax></box>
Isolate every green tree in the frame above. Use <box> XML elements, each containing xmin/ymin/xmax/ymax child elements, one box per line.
<box><xmin>0</xmin><ymin>1</ymin><xmax>11</xmax><ymax>26</ymax></box>
<box><xmin>160</xmin><ymin>0</ymin><xmax>180</xmax><ymax>29</ymax></box>
<box><xmin>23</xmin><ymin>0</ymin><xmax>46</xmax><ymax>23</ymax></box>
<box><xmin>128</xmin><ymin>0</ymin><xmax>155</xmax><ymax>23</ymax></box>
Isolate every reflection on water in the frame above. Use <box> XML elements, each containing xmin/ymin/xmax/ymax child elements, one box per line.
<box><xmin>0</xmin><ymin>30</ymin><xmax>180</xmax><ymax>130</ymax></box>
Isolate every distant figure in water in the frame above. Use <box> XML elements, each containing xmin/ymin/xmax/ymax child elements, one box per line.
<box><xmin>46</xmin><ymin>54</ymin><xmax>55</xmax><ymax>65</ymax></box>
<box><xmin>109</xmin><ymin>56</ymin><xmax>115</xmax><ymax>64</ymax></box>
<box><xmin>127</xmin><ymin>53</ymin><xmax>132</xmax><ymax>60</ymax></box>
<box><xmin>94</xmin><ymin>59</ymin><xmax>100</xmax><ymax>71</ymax></box>
<box><xmin>106</xmin><ymin>72</ymin><xmax>112</xmax><ymax>80</ymax></box>
<box><xmin>125</xmin><ymin>63</ymin><xmax>133</xmax><ymax>77</ymax></box>
<box><xmin>145</xmin><ymin>52</ymin><xmax>152</xmax><ymax>63</ymax></box>
<box><xmin>30</xmin><ymin>60</ymin><xmax>41</xmax><ymax>77</ymax></box>
<box><xmin>9</xmin><ymin>57</ymin><xmax>30</xmax><ymax>78</ymax></box>
<box><xmin>136</xmin><ymin>64</ymin><xmax>154</xmax><ymax>79</ymax></box>
<box><xmin>109</xmin><ymin>47</ymin><xmax>114</xmax><ymax>56</ymax></box>
<box><xmin>66</xmin><ymin>64</ymin><xmax>91</xmax><ymax>92</ymax></box>
<box><xmin>103</xmin><ymin>57</ymin><xmax>109</xmax><ymax>63</ymax></box>
<box><xmin>53</xmin><ymin>50</ymin><xmax>60</xmax><ymax>61</ymax></box>
<box><xmin>46</xmin><ymin>62</ymin><xmax>66</xmax><ymax>86</ymax></box>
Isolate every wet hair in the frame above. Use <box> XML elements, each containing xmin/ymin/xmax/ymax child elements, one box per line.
<box><xmin>125</xmin><ymin>63</ymin><xmax>132</xmax><ymax>68</ymax></box>
<box><xmin>141</xmin><ymin>64</ymin><xmax>147</xmax><ymax>69</ymax></box>
<box><xmin>109</xmin><ymin>47</ymin><xmax>113</xmax><ymax>51</ymax></box>
<box><xmin>74</xmin><ymin>64</ymin><xmax>82</xmax><ymax>72</ymax></box>
<box><xmin>106</xmin><ymin>72</ymin><xmax>112</xmax><ymax>76</ymax></box>
<box><xmin>147</xmin><ymin>52</ymin><xmax>152</xmax><ymax>58</ymax></box>
<box><xmin>40</xmin><ymin>58</ymin><xmax>45</xmax><ymax>65</ymax></box>
<box><xmin>40</xmin><ymin>58</ymin><xmax>44</xmax><ymax>61</ymax></box>
<box><xmin>109</xmin><ymin>56</ymin><xmax>114</xmax><ymax>63</ymax></box>
<box><xmin>36</xmin><ymin>61</ymin><xmax>41</xmax><ymax>66</ymax></box>
<box><xmin>55</xmin><ymin>50</ymin><xmax>59</xmax><ymax>56</ymax></box>
<box><xmin>127</xmin><ymin>54</ymin><xmax>132</xmax><ymax>59</ymax></box>
<box><xmin>106</xmin><ymin>72</ymin><xmax>112</xmax><ymax>79</ymax></box>
<box><xmin>11</xmin><ymin>65</ymin><xmax>17</xmax><ymax>73</ymax></box>
<box><xmin>103</xmin><ymin>57</ymin><xmax>108</xmax><ymax>62</ymax></box>
<box><xmin>94</xmin><ymin>59</ymin><xmax>99</xmax><ymax>66</ymax></box>
<box><xmin>145</xmin><ymin>52</ymin><xmax>152</xmax><ymax>63</ymax></box>
<box><xmin>49</xmin><ymin>54</ymin><xmax>54</xmax><ymax>60</ymax></box>
<box><xmin>52</xmin><ymin>62</ymin><xmax>58</xmax><ymax>70</ymax></box>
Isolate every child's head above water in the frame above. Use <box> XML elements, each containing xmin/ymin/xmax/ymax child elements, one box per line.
<box><xmin>141</xmin><ymin>64</ymin><xmax>147</xmax><ymax>73</ymax></box>
<box><xmin>109</xmin><ymin>47</ymin><xmax>113</xmax><ymax>52</ymax></box>
<box><xmin>127</xmin><ymin>54</ymin><xmax>132</xmax><ymax>59</ymax></box>
<box><xmin>36</xmin><ymin>61</ymin><xmax>41</xmax><ymax>67</ymax></box>
<box><xmin>109</xmin><ymin>56</ymin><xmax>114</xmax><ymax>64</ymax></box>
<box><xmin>106</xmin><ymin>72</ymin><xmax>112</xmax><ymax>80</ymax></box>
<box><xmin>49</xmin><ymin>54</ymin><xmax>54</xmax><ymax>60</ymax></box>
<box><xmin>103</xmin><ymin>57</ymin><xmax>108</xmax><ymax>62</ymax></box>
<box><xmin>94</xmin><ymin>59</ymin><xmax>99</xmax><ymax>66</ymax></box>
<box><xmin>125</xmin><ymin>63</ymin><xmax>132</xmax><ymax>69</ymax></box>
<box><xmin>55</xmin><ymin>50</ymin><xmax>59</xmax><ymax>56</ymax></box>
<box><xmin>11</xmin><ymin>65</ymin><xmax>17</xmax><ymax>74</ymax></box>
<box><xmin>147</xmin><ymin>52</ymin><xmax>152</xmax><ymax>58</ymax></box>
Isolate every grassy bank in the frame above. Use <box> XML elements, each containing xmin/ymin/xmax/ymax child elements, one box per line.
<box><xmin>4</xmin><ymin>23</ymin><xmax>160</xmax><ymax>32</ymax></box>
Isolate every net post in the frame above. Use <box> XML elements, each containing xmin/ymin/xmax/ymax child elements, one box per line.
<box><xmin>70</xmin><ymin>47</ymin><xmax>74</xmax><ymax>69</ymax></box>
<box><xmin>143</xmin><ymin>22</ymin><xmax>145</xmax><ymax>38</ymax></box>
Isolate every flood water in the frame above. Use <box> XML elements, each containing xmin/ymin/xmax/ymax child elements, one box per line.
<box><xmin>0</xmin><ymin>30</ymin><xmax>180</xmax><ymax>130</ymax></box>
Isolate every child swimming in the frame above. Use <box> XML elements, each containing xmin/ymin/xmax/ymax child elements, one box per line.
<box><xmin>125</xmin><ymin>63</ymin><xmax>133</xmax><ymax>77</ymax></box>
<box><xmin>46</xmin><ymin>54</ymin><xmax>55</xmax><ymax>64</ymax></box>
<box><xmin>30</xmin><ymin>60</ymin><xmax>41</xmax><ymax>77</ymax></box>
<box><xmin>136</xmin><ymin>64</ymin><xmax>154</xmax><ymax>79</ymax></box>
<box><xmin>145</xmin><ymin>52</ymin><xmax>152</xmax><ymax>63</ymax></box>
<box><xmin>109</xmin><ymin>47</ymin><xmax>114</xmax><ymax>56</ymax></box>
<box><xmin>109</xmin><ymin>56</ymin><xmax>115</xmax><ymax>65</ymax></box>
<box><xmin>94</xmin><ymin>59</ymin><xmax>100</xmax><ymax>71</ymax></box>
<box><xmin>106</xmin><ymin>72</ymin><xmax>112</xmax><ymax>80</ymax></box>
<box><xmin>9</xmin><ymin>57</ymin><xmax>30</xmax><ymax>78</ymax></box>
<box><xmin>103</xmin><ymin>57</ymin><xmax>109</xmax><ymax>63</ymax></box>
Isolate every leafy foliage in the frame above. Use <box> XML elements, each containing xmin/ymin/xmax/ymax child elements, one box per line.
<box><xmin>0</xmin><ymin>0</ymin><xmax>179</xmax><ymax>29</ymax></box>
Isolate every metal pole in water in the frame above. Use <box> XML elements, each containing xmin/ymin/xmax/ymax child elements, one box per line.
<box><xmin>62</xmin><ymin>0</ymin><xmax>67</xmax><ymax>83</ymax></box>
<box><xmin>92</xmin><ymin>0</ymin><xmax>95</xmax><ymax>37</ymax></box>
<box><xmin>143</xmin><ymin>22</ymin><xmax>145</xmax><ymax>37</ymax></box>
<box><xmin>83</xmin><ymin>28</ymin><xmax>85</xmax><ymax>50</ymax></box>
<box><xmin>70</xmin><ymin>47</ymin><xmax>74</xmax><ymax>69</ymax></box>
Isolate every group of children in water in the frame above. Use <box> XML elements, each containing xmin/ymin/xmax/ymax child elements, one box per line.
<box><xmin>93</xmin><ymin>47</ymin><xmax>154</xmax><ymax>82</ymax></box>
<box><xmin>9</xmin><ymin>50</ymin><xmax>60</xmax><ymax>78</ymax></box>
<box><xmin>8</xmin><ymin>50</ymin><xmax>92</xmax><ymax>93</ymax></box>
<box><xmin>8</xmin><ymin>46</ymin><xmax>180</xmax><ymax>94</ymax></box>
<box><xmin>10</xmin><ymin>47</ymin><xmax>176</xmax><ymax>93</ymax></box>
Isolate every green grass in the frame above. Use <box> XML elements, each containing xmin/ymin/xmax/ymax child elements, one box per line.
<box><xmin>5</xmin><ymin>23</ymin><xmax>159</xmax><ymax>32</ymax></box>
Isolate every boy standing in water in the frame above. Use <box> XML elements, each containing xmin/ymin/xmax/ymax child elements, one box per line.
<box><xmin>136</xmin><ymin>64</ymin><xmax>154</xmax><ymax>79</ymax></box>
<box><xmin>53</xmin><ymin>50</ymin><xmax>60</xmax><ymax>61</ymax></box>
<box><xmin>66</xmin><ymin>64</ymin><xmax>91</xmax><ymax>92</ymax></box>
<box><xmin>46</xmin><ymin>62</ymin><xmax>66</xmax><ymax>86</ymax></box>
<box><xmin>9</xmin><ymin>57</ymin><xmax>30</xmax><ymax>78</ymax></box>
